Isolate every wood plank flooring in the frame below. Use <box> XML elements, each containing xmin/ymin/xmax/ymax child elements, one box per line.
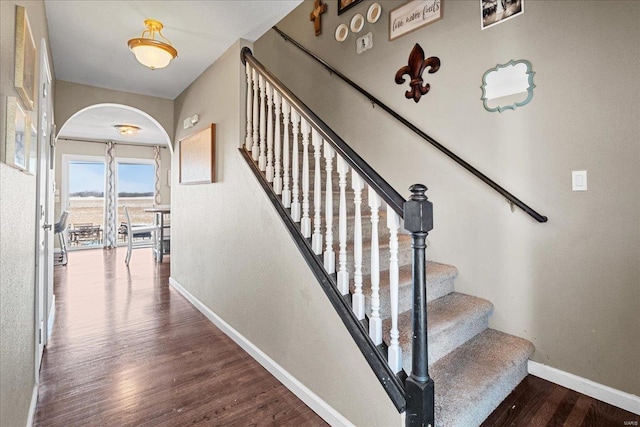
<box><xmin>34</xmin><ymin>248</ymin><xmax>327</xmax><ymax>426</ymax></box>
<box><xmin>34</xmin><ymin>248</ymin><xmax>638</xmax><ymax>426</ymax></box>
<box><xmin>482</xmin><ymin>375</ymin><xmax>639</xmax><ymax>427</ymax></box>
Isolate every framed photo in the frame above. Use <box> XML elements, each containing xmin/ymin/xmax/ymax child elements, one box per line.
<box><xmin>5</xmin><ymin>97</ymin><xmax>29</xmax><ymax>171</ymax></box>
<box><xmin>481</xmin><ymin>0</ymin><xmax>523</xmax><ymax>30</ymax></box>
<box><xmin>390</xmin><ymin>0</ymin><xmax>442</xmax><ymax>41</ymax></box>
<box><xmin>338</xmin><ymin>0</ymin><xmax>363</xmax><ymax>15</ymax></box>
<box><xmin>27</xmin><ymin>120</ymin><xmax>38</xmax><ymax>175</ymax></box>
<box><xmin>14</xmin><ymin>5</ymin><xmax>37</xmax><ymax>111</ymax></box>
<box><xmin>179</xmin><ymin>124</ymin><xmax>215</xmax><ymax>185</ymax></box>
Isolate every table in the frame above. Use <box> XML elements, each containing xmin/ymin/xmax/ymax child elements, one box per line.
<box><xmin>69</xmin><ymin>224</ymin><xmax>103</xmax><ymax>246</ymax></box>
<box><xmin>144</xmin><ymin>206</ymin><xmax>171</xmax><ymax>262</ymax></box>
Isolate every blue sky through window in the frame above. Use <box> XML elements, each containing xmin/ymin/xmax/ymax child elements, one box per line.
<box><xmin>118</xmin><ymin>163</ymin><xmax>154</xmax><ymax>194</ymax></box>
<box><xmin>69</xmin><ymin>161</ymin><xmax>104</xmax><ymax>194</ymax></box>
<box><xmin>69</xmin><ymin>161</ymin><xmax>154</xmax><ymax>195</ymax></box>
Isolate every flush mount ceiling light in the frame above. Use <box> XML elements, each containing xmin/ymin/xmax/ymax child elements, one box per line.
<box><xmin>127</xmin><ymin>19</ymin><xmax>177</xmax><ymax>70</ymax></box>
<box><xmin>114</xmin><ymin>124</ymin><xmax>141</xmax><ymax>136</ymax></box>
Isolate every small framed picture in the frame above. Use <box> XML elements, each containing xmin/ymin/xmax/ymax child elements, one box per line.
<box><xmin>481</xmin><ymin>0</ymin><xmax>523</xmax><ymax>30</ymax></box>
<box><xmin>338</xmin><ymin>0</ymin><xmax>363</xmax><ymax>15</ymax></box>
<box><xmin>4</xmin><ymin>96</ymin><xmax>29</xmax><ymax>171</ymax></box>
<box><xmin>179</xmin><ymin>124</ymin><xmax>215</xmax><ymax>185</ymax></box>
<box><xmin>390</xmin><ymin>0</ymin><xmax>443</xmax><ymax>41</ymax></box>
<box><xmin>27</xmin><ymin>120</ymin><xmax>37</xmax><ymax>175</ymax></box>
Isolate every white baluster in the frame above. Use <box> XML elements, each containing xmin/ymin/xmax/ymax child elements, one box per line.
<box><xmin>258</xmin><ymin>75</ymin><xmax>266</xmax><ymax>171</ymax></box>
<box><xmin>311</xmin><ymin>129</ymin><xmax>323</xmax><ymax>254</ymax></box>
<box><xmin>324</xmin><ymin>141</ymin><xmax>336</xmax><ymax>273</ymax></box>
<box><xmin>266</xmin><ymin>83</ymin><xmax>274</xmax><ymax>182</ymax></box>
<box><xmin>336</xmin><ymin>157</ymin><xmax>349</xmax><ymax>295</ymax></box>
<box><xmin>245</xmin><ymin>63</ymin><xmax>253</xmax><ymax>152</ymax></box>
<box><xmin>368</xmin><ymin>187</ymin><xmax>382</xmax><ymax>345</ymax></box>
<box><xmin>282</xmin><ymin>100</ymin><xmax>291</xmax><ymax>208</ymax></box>
<box><xmin>251</xmin><ymin>69</ymin><xmax>259</xmax><ymax>161</ymax></box>
<box><xmin>291</xmin><ymin>110</ymin><xmax>301</xmax><ymax>222</ymax></box>
<box><xmin>386</xmin><ymin>206</ymin><xmax>402</xmax><ymax>373</ymax></box>
<box><xmin>273</xmin><ymin>91</ymin><xmax>282</xmax><ymax>195</ymax></box>
<box><xmin>352</xmin><ymin>173</ymin><xmax>365</xmax><ymax>320</ymax></box>
<box><xmin>300</xmin><ymin>118</ymin><xmax>311</xmax><ymax>238</ymax></box>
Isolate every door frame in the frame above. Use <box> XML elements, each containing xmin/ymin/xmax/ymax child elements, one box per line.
<box><xmin>61</xmin><ymin>154</ymin><xmax>108</xmax><ymax>250</ymax></box>
<box><xmin>34</xmin><ymin>37</ymin><xmax>53</xmax><ymax>379</ymax></box>
<box><xmin>115</xmin><ymin>157</ymin><xmax>156</xmax><ymax>243</ymax></box>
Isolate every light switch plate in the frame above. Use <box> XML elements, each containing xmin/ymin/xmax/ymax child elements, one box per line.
<box><xmin>356</xmin><ymin>32</ymin><xmax>373</xmax><ymax>54</ymax></box>
<box><xmin>572</xmin><ymin>170</ymin><xmax>587</xmax><ymax>191</ymax></box>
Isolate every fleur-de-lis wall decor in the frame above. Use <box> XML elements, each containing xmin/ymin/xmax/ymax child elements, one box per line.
<box><xmin>395</xmin><ymin>44</ymin><xmax>441</xmax><ymax>103</ymax></box>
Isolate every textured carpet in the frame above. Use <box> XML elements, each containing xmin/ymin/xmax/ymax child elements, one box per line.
<box><xmin>431</xmin><ymin>329</ymin><xmax>534</xmax><ymax>426</ymax></box>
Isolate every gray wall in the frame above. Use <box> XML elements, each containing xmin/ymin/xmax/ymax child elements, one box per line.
<box><xmin>171</xmin><ymin>40</ymin><xmax>402</xmax><ymax>426</ymax></box>
<box><xmin>254</xmin><ymin>0</ymin><xmax>640</xmax><ymax>395</ymax></box>
<box><xmin>0</xmin><ymin>1</ymin><xmax>53</xmax><ymax>426</ymax></box>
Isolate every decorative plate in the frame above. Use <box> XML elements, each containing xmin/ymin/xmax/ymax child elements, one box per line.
<box><xmin>367</xmin><ymin>3</ymin><xmax>382</xmax><ymax>24</ymax></box>
<box><xmin>335</xmin><ymin>24</ymin><xmax>349</xmax><ymax>42</ymax></box>
<box><xmin>350</xmin><ymin>13</ymin><xmax>365</xmax><ymax>33</ymax></box>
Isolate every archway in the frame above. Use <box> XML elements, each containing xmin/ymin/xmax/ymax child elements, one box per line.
<box><xmin>58</xmin><ymin>103</ymin><xmax>173</xmax><ymax>153</ymax></box>
<box><xmin>56</xmin><ymin>103</ymin><xmax>173</xmax><ymax>251</ymax></box>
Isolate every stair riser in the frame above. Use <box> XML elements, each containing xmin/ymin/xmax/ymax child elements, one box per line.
<box><xmin>307</xmin><ymin>189</ymin><xmax>371</xmax><ymax>216</ymax></box>
<box><xmin>364</xmin><ymin>273</ymin><xmax>456</xmax><ymax>320</ymax></box>
<box><xmin>346</xmin><ymin>243</ymin><xmax>412</xmax><ymax>277</ymax></box>
<box><xmin>380</xmin><ymin>292</ymin><xmax>494</xmax><ymax>370</ymax></box>
<box><xmin>328</xmin><ymin>215</ymin><xmax>393</xmax><ymax>248</ymax></box>
<box><xmin>403</xmin><ymin>315</ymin><xmax>489</xmax><ymax>372</ymax></box>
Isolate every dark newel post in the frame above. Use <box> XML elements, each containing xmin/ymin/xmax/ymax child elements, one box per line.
<box><xmin>403</xmin><ymin>184</ymin><xmax>435</xmax><ymax>427</ymax></box>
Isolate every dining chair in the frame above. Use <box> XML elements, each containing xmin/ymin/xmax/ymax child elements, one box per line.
<box><xmin>54</xmin><ymin>211</ymin><xmax>69</xmax><ymax>266</ymax></box>
<box><xmin>123</xmin><ymin>206</ymin><xmax>160</xmax><ymax>266</ymax></box>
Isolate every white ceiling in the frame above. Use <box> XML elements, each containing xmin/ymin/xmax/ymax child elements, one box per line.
<box><xmin>46</xmin><ymin>0</ymin><xmax>302</xmax><ymax>144</ymax></box>
<box><xmin>57</xmin><ymin>105</ymin><xmax>169</xmax><ymax>145</ymax></box>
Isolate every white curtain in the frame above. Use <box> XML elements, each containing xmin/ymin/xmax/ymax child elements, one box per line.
<box><xmin>104</xmin><ymin>141</ymin><xmax>117</xmax><ymax>248</ymax></box>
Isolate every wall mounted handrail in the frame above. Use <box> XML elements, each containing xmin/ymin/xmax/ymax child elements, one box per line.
<box><xmin>242</xmin><ymin>47</ymin><xmax>406</xmax><ymax>218</ymax></box>
<box><xmin>272</xmin><ymin>26</ymin><xmax>548</xmax><ymax>223</ymax></box>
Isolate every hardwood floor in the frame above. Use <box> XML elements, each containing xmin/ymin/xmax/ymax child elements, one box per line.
<box><xmin>34</xmin><ymin>248</ymin><xmax>327</xmax><ymax>426</ymax></box>
<box><xmin>482</xmin><ymin>375</ymin><xmax>639</xmax><ymax>427</ymax></box>
<box><xmin>34</xmin><ymin>248</ymin><xmax>638</xmax><ymax>426</ymax></box>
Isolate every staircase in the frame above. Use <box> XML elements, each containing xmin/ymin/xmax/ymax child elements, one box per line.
<box><xmin>241</xmin><ymin>48</ymin><xmax>534</xmax><ymax>426</ymax></box>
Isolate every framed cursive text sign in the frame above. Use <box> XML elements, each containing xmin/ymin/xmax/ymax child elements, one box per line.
<box><xmin>389</xmin><ymin>0</ymin><xmax>442</xmax><ymax>41</ymax></box>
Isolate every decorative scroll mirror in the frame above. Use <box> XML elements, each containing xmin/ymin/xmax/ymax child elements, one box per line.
<box><xmin>481</xmin><ymin>60</ymin><xmax>535</xmax><ymax>113</ymax></box>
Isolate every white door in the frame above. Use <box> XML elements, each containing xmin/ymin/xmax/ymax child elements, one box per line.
<box><xmin>35</xmin><ymin>38</ymin><xmax>53</xmax><ymax>377</ymax></box>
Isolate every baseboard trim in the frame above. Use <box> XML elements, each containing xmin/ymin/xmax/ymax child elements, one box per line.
<box><xmin>528</xmin><ymin>360</ymin><xmax>640</xmax><ymax>415</ymax></box>
<box><xmin>169</xmin><ymin>276</ymin><xmax>354</xmax><ymax>427</ymax></box>
<box><xmin>26</xmin><ymin>384</ymin><xmax>38</xmax><ymax>427</ymax></box>
<box><xmin>47</xmin><ymin>294</ymin><xmax>56</xmax><ymax>342</ymax></box>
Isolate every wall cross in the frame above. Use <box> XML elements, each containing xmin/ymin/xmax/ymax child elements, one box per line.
<box><xmin>309</xmin><ymin>0</ymin><xmax>328</xmax><ymax>36</ymax></box>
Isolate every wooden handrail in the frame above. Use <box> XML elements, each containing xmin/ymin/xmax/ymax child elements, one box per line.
<box><xmin>241</xmin><ymin>47</ymin><xmax>406</xmax><ymax>218</ymax></box>
<box><xmin>271</xmin><ymin>26</ymin><xmax>548</xmax><ymax>223</ymax></box>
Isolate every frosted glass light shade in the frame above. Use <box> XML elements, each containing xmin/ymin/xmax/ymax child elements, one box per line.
<box><xmin>127</xmin><ymin>19</ymin><xmax>177</xmax><ymax>70</ymax></box>
<box><xmin>128</xmin><ymin>39</ymin><xmax>177</xmax><ymax>70</ymax></box>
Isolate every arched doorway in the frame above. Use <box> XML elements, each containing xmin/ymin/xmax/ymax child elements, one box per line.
<box><xmin>56</xmin><ymin>104</ymin><xmax>172</xmax><ymax>251</ymax></box>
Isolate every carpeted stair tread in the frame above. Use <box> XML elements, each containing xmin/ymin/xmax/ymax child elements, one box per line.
<box><xmin>383</xmin><ymin>292</ymin><xmax>493</xmax><ymax>368</ymax></box>
<box><xmin>357</xmin><ymin>261</ymin><xmax>458</xmax><ymax>319</ymax></box>
<box><xmin>431</xmin><ymin>328</ymin><xmax>534</xmax><ymax>427</ymax></box>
